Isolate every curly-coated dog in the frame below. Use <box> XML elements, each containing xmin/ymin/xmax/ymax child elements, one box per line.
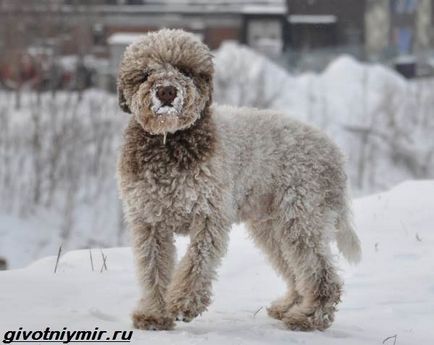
<box><xmin>116</xmin><ymin>29</ymin><xmax>361</xmax><ymax>332</ymax></box>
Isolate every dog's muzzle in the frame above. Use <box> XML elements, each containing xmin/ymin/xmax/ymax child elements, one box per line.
<box><xmin>150</xmin><ymin>82</ymin><xmax>184</xmax><ymax>116</ymax></box>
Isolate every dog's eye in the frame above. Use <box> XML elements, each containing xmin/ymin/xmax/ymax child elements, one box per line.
<box><xmin>179</xmin><ymin>67</ymin><xmax>193</xmax><ymax>79</ymax></box>
<box><xmin>199</xmin><ymin>73</ymin><xmax>210</xmax><ymax>83</ymax></box>
<box><xmin>136</xmin><ymin>71</ymin><xmax>149</xmax><ymax>84</ymax></box>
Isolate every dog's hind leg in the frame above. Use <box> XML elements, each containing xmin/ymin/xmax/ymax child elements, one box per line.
<box><xmin>246</xmin><ymin>219</ymin><xmax>301</xmax><ymax>321</ymax></box>
<box><xmin>275</xmin><ymin>199</ymin><xmax>343</xmax><ymax>331</ymax></box>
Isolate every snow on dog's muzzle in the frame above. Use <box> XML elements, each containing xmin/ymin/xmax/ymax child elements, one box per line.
<box><xmin>150</xmin><ymin>81</ymin><xmax>184</xmax><ymax>116</ymax></box>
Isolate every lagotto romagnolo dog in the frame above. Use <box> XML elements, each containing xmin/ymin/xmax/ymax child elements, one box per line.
<box><xmin>116</xmin><ymin>29</ymin><xmax>361</xmax><ymax>332</ymax></box>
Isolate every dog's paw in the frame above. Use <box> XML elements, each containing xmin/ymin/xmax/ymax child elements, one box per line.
<box><xmin>166</xmin><ymin>291</ymin><xmax>211</xmax><ymax>323</ymax></box>
<box><xmin>282</xmin><ymin>313</ymin><xmax>317</xmax><ymax>332</ymax></box>
<box><xmin>267</xmin><ymin>303</ymin><xmax>291</xmax><ymax>321</ymax></box>
<box><xmin>174</xmin><ymin>311</ymin><xmax>196</xmax><ymax>323</ymax></box>
<box><xmin>267</xmin><ymin>294</ymin><xmax>300</xmax><ymax>320</ymax></box>
<box><xmin>281</xmin><ymin>305</ymin><xmax>335</xmax><ymax>331</ymax></box>
<box><xmin>132</xmin><ymin>311</ymin><xmax>175</xmax><ymax>331</ymax></box>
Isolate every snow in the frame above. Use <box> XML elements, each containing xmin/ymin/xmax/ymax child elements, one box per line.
<box><xmin>394</xmin><ymin>55</ymin><xmax>417</xmax><ymax>64</ymax></box>
<box><xmin>241</xmin><ymin>5</ymin><xmax>286</xmax><ymax>14</ymax></box>
<box><xmin>164</xmin><ymin>0</ymin><xmax>284</xmax><ymax>3</ymax></box>
<box><xmin>0</xmin><ymin>90</ymin><xmax>125</xmax><ymax>269</ymax></box>
<box><xmin>70</xmin><ymin>0</ymin><xmax>286</xmax><ymax>15</ymax></box>
<box><xmin>288</xmin><ymin>15</ymin><xmax>337</xmax><ymax>24</ymax></box>
<box><xmin>1</xmin><ymin>180</ymin><xmax>433</xmax><ymax>344</ymax></box>
<box><xmin>107</xmin><ymin>33</ymin><xmax>145</xmax><ymax>46</ymax></box>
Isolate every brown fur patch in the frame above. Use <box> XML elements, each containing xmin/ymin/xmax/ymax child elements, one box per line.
<box><xmin>119</xmin><ymin>107</ymin><xmax>216</xmax><ymax>179</ymax></box>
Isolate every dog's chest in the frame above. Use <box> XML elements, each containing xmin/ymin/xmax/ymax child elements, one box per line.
<box><xmin>131</xmin><ymin>162</ymin><xmax>216</xmax><ymax>226</ymax></box>
<box><xmin>119</xmin><ymin>118</ymin><xmax>219</xmax><ymax>227</ymax></box>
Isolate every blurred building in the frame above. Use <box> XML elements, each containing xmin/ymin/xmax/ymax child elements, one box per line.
<box><xmin>38</xmin><ymin>0</ymin><xmax>286</xmax><ymax>57</ymax></box>
<box><xmin>366</xmin><ymin>0</ymin><xmax>433</xmax><ymax>59</ymax></box>
<box><xmin>285</xmin><ymin>0</ymin><xmax>434</xmax><ymax>74</ymax></box>
<box><xmin>285</xmin><ymin>0</ymin><xmax>433</xmax><ymax>57</ymax></box>
<box><xmin>366</xmin><ymin>0</ymin><xmax>434</xmax><ymax>77</ymax></box>
<box><xmin>286</xmin><ymin>0</ymin><xmax>365</xmax><ymax>50</ymax></box>
<box><xmin>0</xmin><ymin>0</ymin><xmax>287</xmax><ymax>89</ymax></box>
<box><xmin>83</xmin><ymin>0</ymin><xmax>287</xmax><ymax>73</ymax></box>
<box><xmin>1</xmin><ymin>0</ymin><xmax>434</xmax><ymax>88</ymax></box>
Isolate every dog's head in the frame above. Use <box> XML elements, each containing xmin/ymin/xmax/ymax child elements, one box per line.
<box><xmin>117</xmin><ymin>29</ymin><xmax>214</xmax><ymax>135</ymax></box>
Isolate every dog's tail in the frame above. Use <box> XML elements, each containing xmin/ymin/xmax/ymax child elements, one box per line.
<box><xmin>335</xmin><ymin>206</ymin><xmax>361</xmax><ymax>264</ymax></box>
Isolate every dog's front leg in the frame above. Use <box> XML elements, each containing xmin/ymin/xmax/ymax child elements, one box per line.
<box><xmin>131</xmin><ymin>222</ymin><xmax>176</xmax><ymax>330</ymax></box>
<box><xmin>166</xmin><ymin>214</ymin><xmax>229</xmax><ymax>322</ymax></box>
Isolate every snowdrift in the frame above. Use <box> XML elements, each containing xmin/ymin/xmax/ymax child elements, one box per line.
<box><xmin>1</xmin><ymin>181</ymin><xmax>433</xmax><ymax>345</ymax></box>
<box><xmin>214</xmin><ymin>44</ymin><xmax>434</xmax><ymax>193</ymax></box>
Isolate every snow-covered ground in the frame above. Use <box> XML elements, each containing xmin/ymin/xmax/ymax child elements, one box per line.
<box><xmin>1</xmin><ymin>180</ymin><xmax>433</xmax><ymax>344</ymax></box>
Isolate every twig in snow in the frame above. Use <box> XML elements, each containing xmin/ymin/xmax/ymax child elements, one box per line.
<box><xmin>89</xmin><ymin>249</ymin><xmax>94</xmax><ymax>271</ymax></box>
<box><xmin>415</xmin><ymin>233</ymin><xmax>422</xmax><ymax>242</ymax></box>
<box><xmin>100</xmin><ymin>249</ymin><xmax>108</xmax><ymax>273</ymax></box>
<box><xmin>54</xmin><ymin>245</ymin><xmax>62</xmax><ymax>274</ymax></box>
<box><xmin>382</xmin><ymin>334</ymin><xmax>397</xmax><ymax>345</ymax></box>
<box><xmin>253</xmin><ymin>306</ymin><xmax>263</xmax><ymax>318</ymax></box>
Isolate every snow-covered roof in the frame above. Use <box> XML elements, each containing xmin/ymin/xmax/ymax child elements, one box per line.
<box><xmin>60</xmin><ymin>0</ymin><xmax>286</xmax><ymax>15</ymax></box>
<box><xmin>107</xmin><ymin>33</ymin><xmax>145</xmax><ymax>45</ymax></box>
<box><xmin>394</xmin><ymin>54</ymin><xmax>417</xmax><ymax>64</ymax></box>
<box><xmin>288</xmin><ymin>14</ymin><xmax>337</xmax><ymax>24</ymax></box>
<box><xmin>241</xmin><ymin>4</ymin><xmax>286</xmax><ymax>15</ymax></box>
<box><xmin>143</xmin><ymin>0</ymin><xmax>284</xmax><ymax>4</ymax></box>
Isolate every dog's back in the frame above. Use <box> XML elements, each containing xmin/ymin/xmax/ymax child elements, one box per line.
<box><xmin>212</xmin><ymin>104</ymin><xmax>361</xmax><ymax>263</ymax></box>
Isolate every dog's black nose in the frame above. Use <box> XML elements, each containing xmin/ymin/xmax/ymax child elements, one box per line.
<box><xmin>157</xmin><ymin>86</ymin><xmax>177</xmax><ymax>105</ymax></box>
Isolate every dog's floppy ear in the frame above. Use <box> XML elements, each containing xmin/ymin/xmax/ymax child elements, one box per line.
<box><xmin>117</xmin><ymin>85</ymin><xmax>131</xmax><ymax>114</ymax></box>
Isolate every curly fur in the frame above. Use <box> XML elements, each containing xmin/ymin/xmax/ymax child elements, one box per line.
<box><xmin>116</xmin><ymin>29</ymin><xmax>361</xmax><ymax>332</ymax></box>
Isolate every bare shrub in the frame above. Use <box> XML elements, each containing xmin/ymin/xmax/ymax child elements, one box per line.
<box><xmin>0</xmin><ymin>90</ymin><xmax>127</xmax><ymax>249</ymax></box>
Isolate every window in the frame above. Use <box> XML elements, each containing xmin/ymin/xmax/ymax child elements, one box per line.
<box><xmin>93</xmin><ymin>23</ymin><xmax>105</xmax><ymax>46</ymax></box>
<box><xmin>394</xmin><ymin>27</ymin><xmax>413</xmax><ymax>54</ymax></box>
<box><xmin>405</xmin><ymin>0</ymin><xmax>418</xmax><ymax>12</ymax></box>
<box><xmin>392</xmin><ymin>0</ymin><xmax>418</xmax><ymax>14</ymax></box>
